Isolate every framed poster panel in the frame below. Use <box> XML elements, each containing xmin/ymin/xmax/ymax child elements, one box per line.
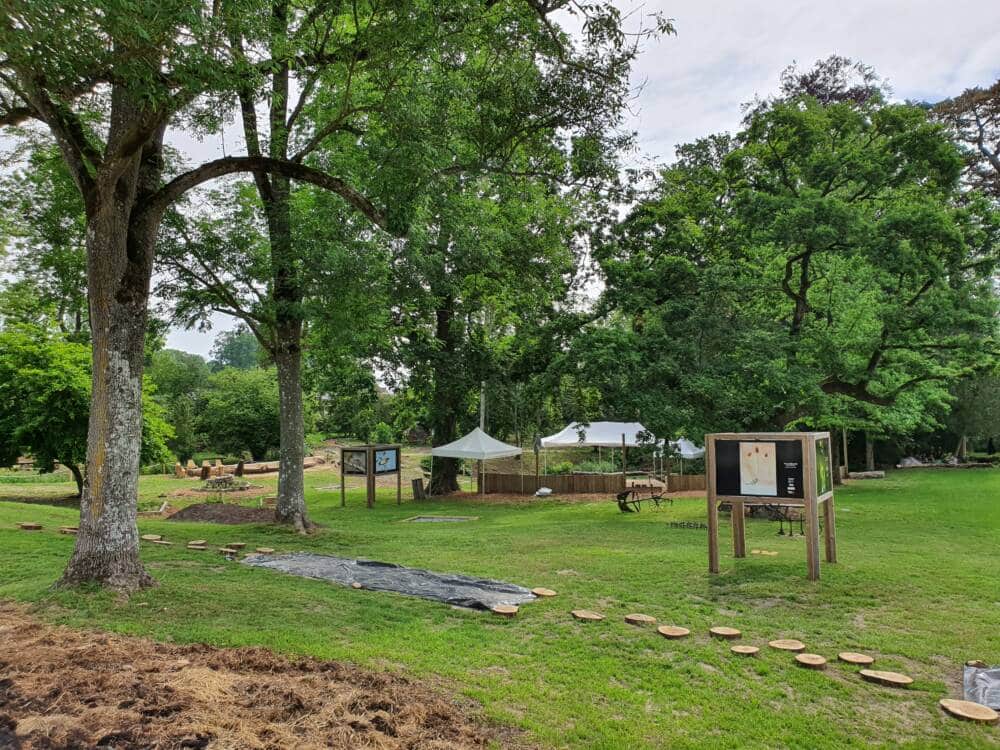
<box><xmin>373</xmin><ymin>446</ymin><xmax>400</xmax><ymax>475</ymax></box>
<box><xmin>715</xmin><ymin>438</ymin><xmax>804</xmax><ymax>499</ymax></box>
<box><xmin>814</xmin><ymin>436</ymin><xmax>832</xmax><ymax>498</ymax></box>
<box><xmin>342</xmin><ymin>448</ymin><xmax>368</xmax><ymax>476</ymax></box>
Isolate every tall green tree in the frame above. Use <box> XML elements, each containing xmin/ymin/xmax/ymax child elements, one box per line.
<box><xmin>209</xmin><ymin>325</ymin><xmax>262</xmax><ymax>371</ymax></box>
<box><xmin>0</xmin><ymin>0</ymin><xmax>664</xmax><ymax>585</ymax></box>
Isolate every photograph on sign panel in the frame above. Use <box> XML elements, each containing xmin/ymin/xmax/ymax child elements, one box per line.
<box><xmin>343</xmin><ymin>450</ymin><xmax>367</xmax><ymax>475</ymax></box>
<box><xmin>375</xmin><ymin>448</ymin><xmax>398</xmax><ymax>474</ymax></box>
<box><xmin>815</xmin><ymin>437</ymin><xmax>832</xmax><ymax>496</ymax></box>
<box><xmin>739</xmin><ymin>441</ymin><xmax>777</xmax><ymax>496</ymax></box>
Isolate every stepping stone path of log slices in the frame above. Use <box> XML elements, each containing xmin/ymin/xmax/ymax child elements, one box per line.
<box><xmin>558</xmin><ymin>607</ymin><xmax>996</xmax><ymax>727</ymax></box>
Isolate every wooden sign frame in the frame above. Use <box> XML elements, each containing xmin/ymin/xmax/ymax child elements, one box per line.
<box><xmin>706</xmin><ymin>432</ymin><xmax>837</xmax><ymax>580</ymax></box>
<box><xmin>340</xmin><ymin>444</ymin><xmax>402</xmax><ymax>509</ymax></box>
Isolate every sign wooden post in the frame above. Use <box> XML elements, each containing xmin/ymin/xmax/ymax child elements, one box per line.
<box><xmin>706</xmin><ymin>432</ymin><xmax>837</xmax><ymax>581</ymax></box>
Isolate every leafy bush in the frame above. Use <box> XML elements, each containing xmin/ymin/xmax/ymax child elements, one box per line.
<box><xmin>372</xmin><ymin>422</ymin><xmax>396</xmax><ymax>444</ymax></box>
<box><xmin>548</xmin><ymin>461</ymin><xmax>575</xmax><ymax>475</ymax></box>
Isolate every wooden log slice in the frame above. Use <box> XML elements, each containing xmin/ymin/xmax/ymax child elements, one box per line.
<box><xmin>731</xmin><ymin>645</ymin><xmax>759</xmax><ymax>656</ymax></box>
<box><xmin>218</xmin><ymin>547</ymin><xmax>239</xmax><ymax>555</ymax></box>
<box><xmin>795</xmin><ymin>653</ymin><xmax>827</xmax><ymax>669</ymax></box>
<box><xmin>140</xmin><ymin>534</ymin><xmax>162</xmax><ymax>541</ymax></box>
<box><xmin>939</xmin><ymin>699</ymin><xmax>999</xmax><ymax>725</ymax></box>
<box><xmin>657</xmin><ymin>625</ymin><xmax>690</xmax><ymax>640</ymax></box>
<box><xmin>760</xmin><ymin>550</ymin><xmax>779</xmax><ymax>556</ymax></box>
<box><xmin>150</xmin><ymin>540</ymin><xmax>173</xmax><ymax>546</ymax></box>
<box><xmin>255</xmin><ymin>547</ymin><xmax>275</xmax><ymax>554</ymax></box>
<box><xmin>709</xmin><ymin>626</ymin><xmax>741</xmax><ymax>640</ymax></box>
<box><xmin>59</xmin><ymin>527</ymin><xmax>78</xmax><ymax>535</ymax></box>
<box><xmin>625</xmin><ymin>613</ymin><xmax>657</xmax><ymax>626</ymax></box>
<box><xmin>531</xmin><ymin>587</ymin><xmax>557</xmax><ymax>597</ymax></box>
<box><xmin>571</xmin><ymin>609</ymin><xmax>605</xmax><ymax>622</ymax></box>
<box><xmin>17</xmin><ymin>522</ymin><xmax>42</xmax><ymax>531</ymax></box>
<box><xmin>188</xmin><ymin>539</ymin><xmax>207</xmax><ymax>546</ymax></box>
<box><xmin>838</xmin><ymin>651</ymin><xmax>875</xmax><ymax>666</ymax></box>
<box><xmin>351</xmin><ymin>582</ymin><xmax>363</xmax><ymax>589</ymax></box>
<box><xmin>186</xmin><ymin>545</ymin><xmax>207</xmax><ymax>551</ymax></box>
<box><xmin>859</xmin><ymin>669</ymin><xmax>913</xmax><ymax>687</ymax></box>
<box><xmin>226</xmin><ymin>542</ymin><xmax>246</xmax><ymax>549</ymax></box>
<box><xmin>492</xmin><ymin>604</ymin><xmax>518</xmax><ymax>618</ymax></box>
<box><xmin>769</xmin><ymin>639</ymin><xmax>806</xmax><ymax>652</ymax></box>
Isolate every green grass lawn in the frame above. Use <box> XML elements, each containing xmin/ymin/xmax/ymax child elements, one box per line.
<box><xmin>1</xmin><ymin>468</ymin><xmax>998</xmax><ymax>748</ymax></box>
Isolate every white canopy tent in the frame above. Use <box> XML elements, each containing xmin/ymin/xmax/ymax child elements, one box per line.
<box><xmin>669</xmin><ymin>437</ymin><xmax>705</xmax><ymax>460</ymax></box>
<box><xmin>430</xmin><ymin>427</ymin><xmax>522</xmax><ymax>495</ymax></box>
<box><xmin>541</xmin><ymin>421</ymin><xmax>654</xmax><ymax>448</ymax></box>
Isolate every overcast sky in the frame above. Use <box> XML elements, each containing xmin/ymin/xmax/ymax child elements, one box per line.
<box><xmin>165</xmin><ymin>0</ymin><xmax>1000</xmax><ymax>357</ymax></box>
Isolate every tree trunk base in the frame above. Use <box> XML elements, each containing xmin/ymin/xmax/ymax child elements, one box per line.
<box><xmin>274</xmin><ymin>508</ymin><xmax>314</xmax><ymax>535</ymax></box>
<box><xmin>56</xmin><ymin>551</ymin><xmax>157</xmax><ymax>593</ymax></box>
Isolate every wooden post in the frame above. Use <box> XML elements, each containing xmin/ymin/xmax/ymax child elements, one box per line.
<box><xmin>396</xmin><ymin>454</ymin><xmax>401</xmax><ymax>506</ymax></box>
<box><xmin>340</xmin><ymin>448</ymin><xmax>346</xmax><ymax>508</ymax></box>
<box><xmin>732</xmin><ymin>500</ymin><xmax>746</xmax><ymax>557</ymax></box>
<box><xmin>803</xmin><ymin>436</ymin><xmax>820</xmax><ymax>581</ymax></box>
<box><xmin>706</xmin><ymin>436</ymin><xmax>719</xmax><ymax>574</ymax></box>
<box><xmin>842</xmin><ymin>428</ymin><xmax>849</xmax><ymax>476</ymax></box>
<box><xmin>622</xmin><ymin>434</ymin><xmax>627</xmax><ymax>488</ymax></box>
<box><xmin>366</xmin><ymin>446</ymin><xmax>375</xmax><ymax>509</ymax></box>
<box><xmin>823</xmin><ymin>495</ymin><xmax>837</xmax><ymax>563</ymax></box>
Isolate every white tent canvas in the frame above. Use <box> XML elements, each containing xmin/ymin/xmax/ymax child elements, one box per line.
<box><xmin>541</xmin><ymin>421</ymin><xmax>655</xmax><ymax>449</ymax></box>
<box><xmin>431</xmin><ymin>427</ymin><xmax>522</xmax><ymax>460</ymax></box>
<box><xmin>669</xmin><ymin>437</ymin><xmax>705</xmax><ymax>460</ymax></box>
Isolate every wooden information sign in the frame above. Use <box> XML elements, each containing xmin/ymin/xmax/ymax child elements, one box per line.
<box><xmin>706</xmin><ymin>432</ymin><xmax>837</xmax><ymax>580</ymax></box>
<box><xmin>340</xmin><ymin>444</ymin><xmax>402</xmax><ymax>508</ymax></box>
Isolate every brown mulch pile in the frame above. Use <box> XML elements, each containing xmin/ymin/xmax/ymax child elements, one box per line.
<box><xmin>0</xmin><ymin>603</ymin><xmax>507</xmax><ymax>749</ymax></box>
<box><xmin>166</xmin><ymin>503</ymin><xmax>277</xmax><ymax>525</ymax></box>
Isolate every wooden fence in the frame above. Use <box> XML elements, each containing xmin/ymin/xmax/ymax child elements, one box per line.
<box><xmin>667</xmin><ymin>473</ymin><xmax>706</xmax><ymax>491</ymax></box>
<box><xmin>483</xmin><ymin>472</ymin><xmax>627</xmax><ymax>495</ymax></box>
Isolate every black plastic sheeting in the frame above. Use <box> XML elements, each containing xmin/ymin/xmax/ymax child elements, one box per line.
<box><xmin>242</xmin><ymin>553</ymin><xmax>537</xmax><ymax>610</ymax></box>
<box><xmin>964</xmin><ymin>665</ymin><xmax>1000</xmax><ymax>708</ymax></box>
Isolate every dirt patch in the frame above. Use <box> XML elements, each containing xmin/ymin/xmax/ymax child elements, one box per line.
<box><xmin>0</xmin><ymin>602</ymin><xmax>514</xmax><ymax>749</ymax></box>
<box><xmin>167</xmin><ymin>503</ymin><xmax>278</xmax><ymax>525</ymax></box>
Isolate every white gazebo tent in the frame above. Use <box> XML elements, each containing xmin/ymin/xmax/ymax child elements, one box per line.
<box><xmin>665</xmin><ymin>437</ymin><xmax>705</xmax><ymax>477</ymax></box>
<box><xmin>430</xmin><ymin>427</ymin><xmax>522</xmax><ymax>495</ymax></box>
<box><xmin>541</xmin><ymin>421</ymin><xmax>656</xmax><ymax>481</ymax></box>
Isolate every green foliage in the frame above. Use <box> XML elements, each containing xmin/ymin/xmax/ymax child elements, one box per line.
<box><xmin>209</xmin><ymin>325</ymin><xmax>262</xmax><ymax>371</ymax></box>
<box><xmin>371</xmin><ymin>422</ymin><xmax>396</xmax><ymax>445</ymax></box>
<box><xmin>0</xmin><ymin>328</ymin><xmax>172</xmax><ymax>490</ymax></box>
<box><xmin>199</xmin><ymin>368</ymin><xmax>281</xmax><ymax>461</ymax></box>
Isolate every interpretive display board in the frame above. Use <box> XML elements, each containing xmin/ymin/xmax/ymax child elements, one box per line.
<box><xmin>706</xmin><ymin>432</ymin><xmax>837</xmax><ymax>580</ymax></box>
<box><xmin>340</xmin><ymin>444</ymin><xmax>402</xmax><ymax>508</ymax></box>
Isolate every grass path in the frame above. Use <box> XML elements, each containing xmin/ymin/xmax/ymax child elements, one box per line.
<box><xmin>1</xmin><ymin>468</ymin><xmax>998</xmax><ymax>748</ymax></box>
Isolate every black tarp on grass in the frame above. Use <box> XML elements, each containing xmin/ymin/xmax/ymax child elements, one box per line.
<box><xmin>242</xmin><ymin>553</ymin><xmax>537</xmax><ymax>610</ymax></box>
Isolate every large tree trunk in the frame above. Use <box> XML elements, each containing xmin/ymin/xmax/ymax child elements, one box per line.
<box><xmin>67</xmin><ymin>462</ymin><xmax>84</xmax><ymax>498</ymax></box>
<box><xmin>428</xmin><ymin>301</ymin><xmax>463</xmax><ymax>495</ymax></box>
<box><xmin>865</xmin><ymin>433</ymin><xmax>876</xmax><ymax>472</ymax></box>
<box><xmin>274</xmin><ymin>346</ymin><xmax>310</xmax><ymax>531</ymax></box>
<box><xmin>58</xmin><ymin>91</ymin><xmax>164</xmax><ymax>592</ymax></box>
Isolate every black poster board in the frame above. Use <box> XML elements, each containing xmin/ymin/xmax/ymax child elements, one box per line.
<box><xmin>715</xmin><ymin>439</ymin><xmax>803</xmax><ymax>499</ymax></box>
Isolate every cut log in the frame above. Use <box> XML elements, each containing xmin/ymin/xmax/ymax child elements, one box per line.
<box><xmin>188</xmin><ymin>539</ymin><xmax>207</xmax><ymax>546</ymax></box>
<box><xmin>625</xmin><ymin>613</ymin><xmax>657</xmax><ymax>626</ymax></box>
<box><xmin>657</xmin><ymin>625</ymin><xmax>690</xmax><ymax>640</ymax></box>
<box><xmin>769</xmin><ymin>639</ymin><xmax>806</xmax><ymax>652</ymax></box>
<box><xmin>838</xmin><ymin>652</ymin><xmax>875</xmax><ymax>666</ymax></box>
<box><xmin>859</xmin><ymin>669</ymin><xmax>912</xmax><ymax>687</ymax></box>
<box><xmin>795</xmin><ymin>653</ymin><xmax>827</xmax><ymax>670</ymax></box>
<box><xmin>140</xmin><ymin>534</ymin><xmax>162</xmax><ymax>541</ymax></box>
<box><xmin>58</xmin><ymin>527</ymin><xmax>78</xmax><ymax>535</ymax></box>
<box><xmin>731</xmin><ymin>645</ymin><xmax>759</xmax><ymax>656</ymax></box>
<box><xmin>531</xmin><ymin>587</ymin><xmax>557</xmax><ymax>597</ymax></box>
<box><xmin>186</xmin><ymin>545</ymin><xmax>208</xmax><ymax>551</ymax></box>
<box><xmin>709</xmin><ymin>626</ymin><xmax>741</xmax><ymax>640</ymax></box>
<box><xmin>218</xmin><ymin>547</ymin><xmax>239</xmax><ymax>555</ymax></box>
<box><xmin>17</xmin><ymin>522</ymin><xmax>42</xmax><ymax>531</ymax></box>
<box><xmin>939</xmin><ymin>699</ymin><xmax>998</xmax><ymax>724</ymax></box>
<box><xmin>255</xmin><ymin>547</ymin><xmax>276</xmax><ymax>554</ymax></box>
<box><xmin>225</xmin><ymin>543</ymin><xmax>246</xmax><ymax>550</ymax></box>
<box><xmin>571</xmin><ymin>609</ymin><xmax>605</xmax><ymax>622</ymax></box>
<box><xmin>150</xmin><ymin>540</ymin><xmax>173</xmax><ymax>546</ymax></box>
<box><xmin>492</xmin><ymin>604</ymin><xmax>518</xmax><ymax>618</ymax></box>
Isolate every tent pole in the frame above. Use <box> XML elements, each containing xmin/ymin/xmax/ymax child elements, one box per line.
<box><xmin>622</xmin><ymin>434</ymin><xmax>627</xmax><ymax>489</ymax></box>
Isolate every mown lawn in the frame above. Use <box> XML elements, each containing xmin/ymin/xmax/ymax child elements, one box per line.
<box><xmin>1</xmin><ymin>468</ymin><xmax>998</xmax><ymax>749</ymax></box>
